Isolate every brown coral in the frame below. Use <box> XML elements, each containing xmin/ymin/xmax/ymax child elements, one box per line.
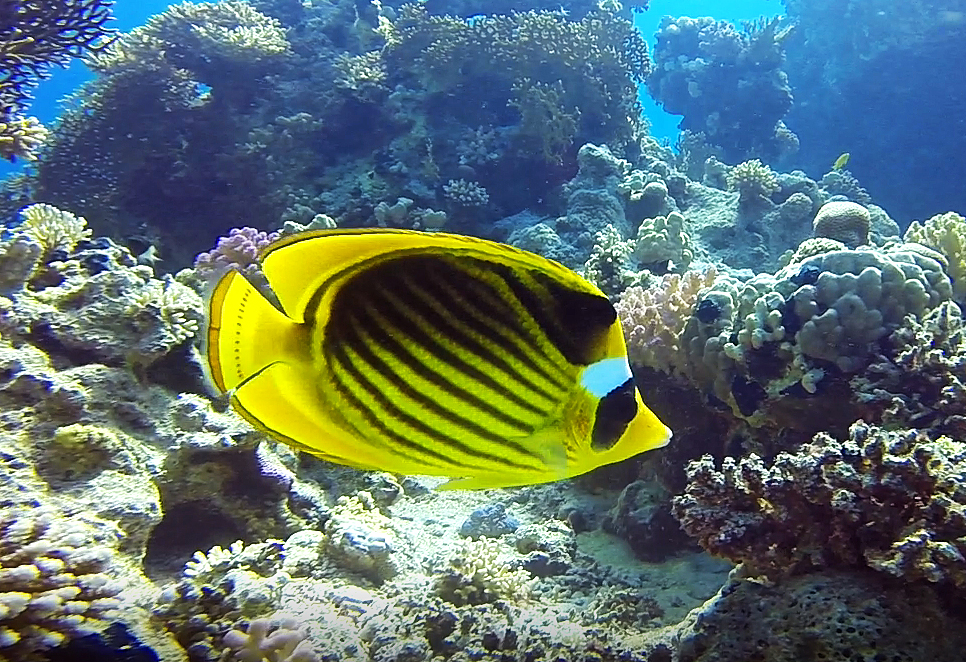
<box><xmin>673</xmin><ymin>420</ymin><xmax>966</xmax><ymax>588</ymax></box>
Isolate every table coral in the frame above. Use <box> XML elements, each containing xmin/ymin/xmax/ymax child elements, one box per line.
<box><xmin>673</xmin><ymin>420</ymin><xmax>966</xmax><ymax>588</ymax></box>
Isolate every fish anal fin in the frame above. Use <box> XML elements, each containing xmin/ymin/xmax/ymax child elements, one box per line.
<box><xmin>230</xmin><ymin>361</ymin><xmax>371</xmax><ymax>468</ymax></box>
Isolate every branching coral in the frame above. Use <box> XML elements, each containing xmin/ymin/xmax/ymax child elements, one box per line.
<box><xmin>433</xmin><ymin>537</ymin><xmax>534</xmax><ymax>606</ymax></box>
<box><xmin>90</xmin><ymin>1</ymin><xmax>289</xmax><ymax>79</ymax></box>
<box><xmin>193</xmin><ymin>226</ymin><xmax>281</xmax><ymax>284</ymax></box>
<box><xmin>0</xmin><ymin>114</ymin><xmax>48</xmax><ymax>161</ymax></box>
<box><xmin>904</xmin><ymin>211</ymin><xmax>966</xmax><ymax>304</ymax></box>
<box><xmin>16</xmin><ymin>202</ymin><xmax>92</xmax><ymax>257</ymax></box>
<box><xmin>0</xmin><ymin>0</ymin><xmax>115</xmax><ymax>162</ymax></box>
<box><xmin>726</xmin><ymin>159</ymin><xmax>779</xmax><ymax>204</ymax></box>
<box><xmin>648</xmin><ymin>15</ymin><xmax>795</xmax><ymax>162</ymax></box>
<box><xmin>386</xmin><ymin>3</ymin><xmax>648</xmax><ymax>155</ymax></box>
<box><xmin>673</xmin><ymin>421</ymin><xmax>966</xmax><ymax>588</ymax></box>
<box><xmin>0</xmin><ymin>0</ymin><xmax>116</xmax><ymax>112</ymax></box>
<box><xmin>616</xmin><ymin>268</ymin><xmax>717</xmax><ymax>376</ymax></box>
<box><xmin>0</xmin><ymin>508</ymin><xmax>124</xmax><ymax>658</ymax></box>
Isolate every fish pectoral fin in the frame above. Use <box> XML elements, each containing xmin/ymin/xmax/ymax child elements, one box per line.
<box><xmin>229</xmin><ymin>360</ymin><xmax>355</xmax><ymax>461</ymax></box>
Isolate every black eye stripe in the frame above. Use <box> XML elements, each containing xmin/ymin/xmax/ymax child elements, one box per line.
<box><xmin>591</xmin><ymin>378</ymin><xmax>638</xmax><ymax>452</ymax></box>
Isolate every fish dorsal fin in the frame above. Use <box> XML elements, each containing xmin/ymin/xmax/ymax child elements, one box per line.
<box><xmin>258</xmin><ymin>229</ymin><xmax>597</xmax><ymax>323</ymax></box>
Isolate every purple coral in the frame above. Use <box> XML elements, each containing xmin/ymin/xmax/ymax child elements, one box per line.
<box><xmin>193</xmin><ymin>227</ymin><xmax>280</xmax><ymax>282</ymax></box>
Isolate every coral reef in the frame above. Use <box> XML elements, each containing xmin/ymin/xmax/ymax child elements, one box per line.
<box><xmin>674</xmin><ymin>421</ymin><xmax>966</xmax><ymax>587</ymax></box>
<box><xmin>675</xmin><ymin>569</ymin><xmax>966</xmax><ymax>662</ymax></box>
<box><xmin>648</xmin><ymin>15</ymin><xmax>795</xmax><ymax>162</ymax></box>
<box><xmin>0</xmin><ymin>508</ymin><xmax>124</xmax><ymax>659</ymax></box>
<box><xmin>0</xmin><ymin>0</ymin><xmax>115</xmax><ymax>161</ymax></box>
<box><xmin>853</xmin><ymin>301</ymin><xmax>966</xmax><ymax>438</ymax></box>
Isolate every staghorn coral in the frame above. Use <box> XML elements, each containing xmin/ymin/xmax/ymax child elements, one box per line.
<box><xmin>616</xmin><ymin>268</ymin><xmax>717</xmax><ymax>376</ymax></box>
<box><xmin>812</xmin><ymin>200</ymin><xmax>871</xmax><ymax>248</ymax></box>
<box><xmin>904</xmin><ymin>211</ymin><xmax>966</xmax><ymax>304</ymax></box>
<box><xmin>0</xmin><ymin>508</ymin><xmax>124</xmax><ymax>658</ymax></box>
<box><xmin>673</xmin><ymin>420</ymin><xmax>966</xmax><ymax>587</ymax></box>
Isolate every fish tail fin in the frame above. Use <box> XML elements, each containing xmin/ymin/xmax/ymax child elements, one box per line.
<box><xmin>202</xmin><ymin>270</ymin><xmax>306</xmax><ymax>394</ymax></box>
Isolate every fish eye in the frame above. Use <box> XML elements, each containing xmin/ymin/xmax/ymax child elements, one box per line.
<box><xmin>590</xmin><ymin>378</ymin><xmax>638</xmax><ymax>451</ymax></box>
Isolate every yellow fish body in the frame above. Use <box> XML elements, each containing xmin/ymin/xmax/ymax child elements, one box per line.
<box><xmin>832</xmin><ymin>152</ymin><xmax>850</xmax><ymax>170</ymax></box>
<box><xmin>202</xmin><ymin>229</ymin><xmax>671</xmax><ymax>489</ymax></box>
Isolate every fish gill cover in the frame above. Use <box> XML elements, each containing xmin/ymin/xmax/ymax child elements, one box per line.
<box><xmin>0</xmin><ymin>1</ymin><xmax>965</xmax><ymax>661</ymax></box>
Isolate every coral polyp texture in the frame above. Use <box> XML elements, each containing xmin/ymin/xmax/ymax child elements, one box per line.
<box><xmin>0</xmin><ymin>508</ymin><xmax>124</xmax><ymax>658</ymax></box>
<box><xmin>674</xmin><ymin>421</ymin><xmax>966</xmax><ymax>587</ymax></box>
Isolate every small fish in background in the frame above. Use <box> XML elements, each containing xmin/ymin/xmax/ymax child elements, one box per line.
<box><xmin>832</xmin><ymin>152</ymin><xmax>851</xmax><ymax>170</ymax></box>
<box><xmin>202</xmin><ymin>229</ymin><xmax>671</xmax><ymax>490</ymax></box>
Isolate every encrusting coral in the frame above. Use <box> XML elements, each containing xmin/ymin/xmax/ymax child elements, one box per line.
<box><xmin>673</xmin><ymin>420</ymin><xmax>966</xmax><ymax>587</ymax></box>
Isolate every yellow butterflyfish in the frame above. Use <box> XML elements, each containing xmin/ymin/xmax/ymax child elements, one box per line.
<box><xmin>202</xmin><ymin>229</ymin><xmax>671</xmax><ymax>489</ymax></box>
<box><xmin>832</xmin><ymin>152</ymin><xmax>850</xmax><ymax>170</ymax></box>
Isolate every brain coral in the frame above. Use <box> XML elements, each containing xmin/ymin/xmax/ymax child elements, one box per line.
<box><xmin>813</xmin><ymin>200</ymin><xmax>871</xmax><ymax>248</ymax></box>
